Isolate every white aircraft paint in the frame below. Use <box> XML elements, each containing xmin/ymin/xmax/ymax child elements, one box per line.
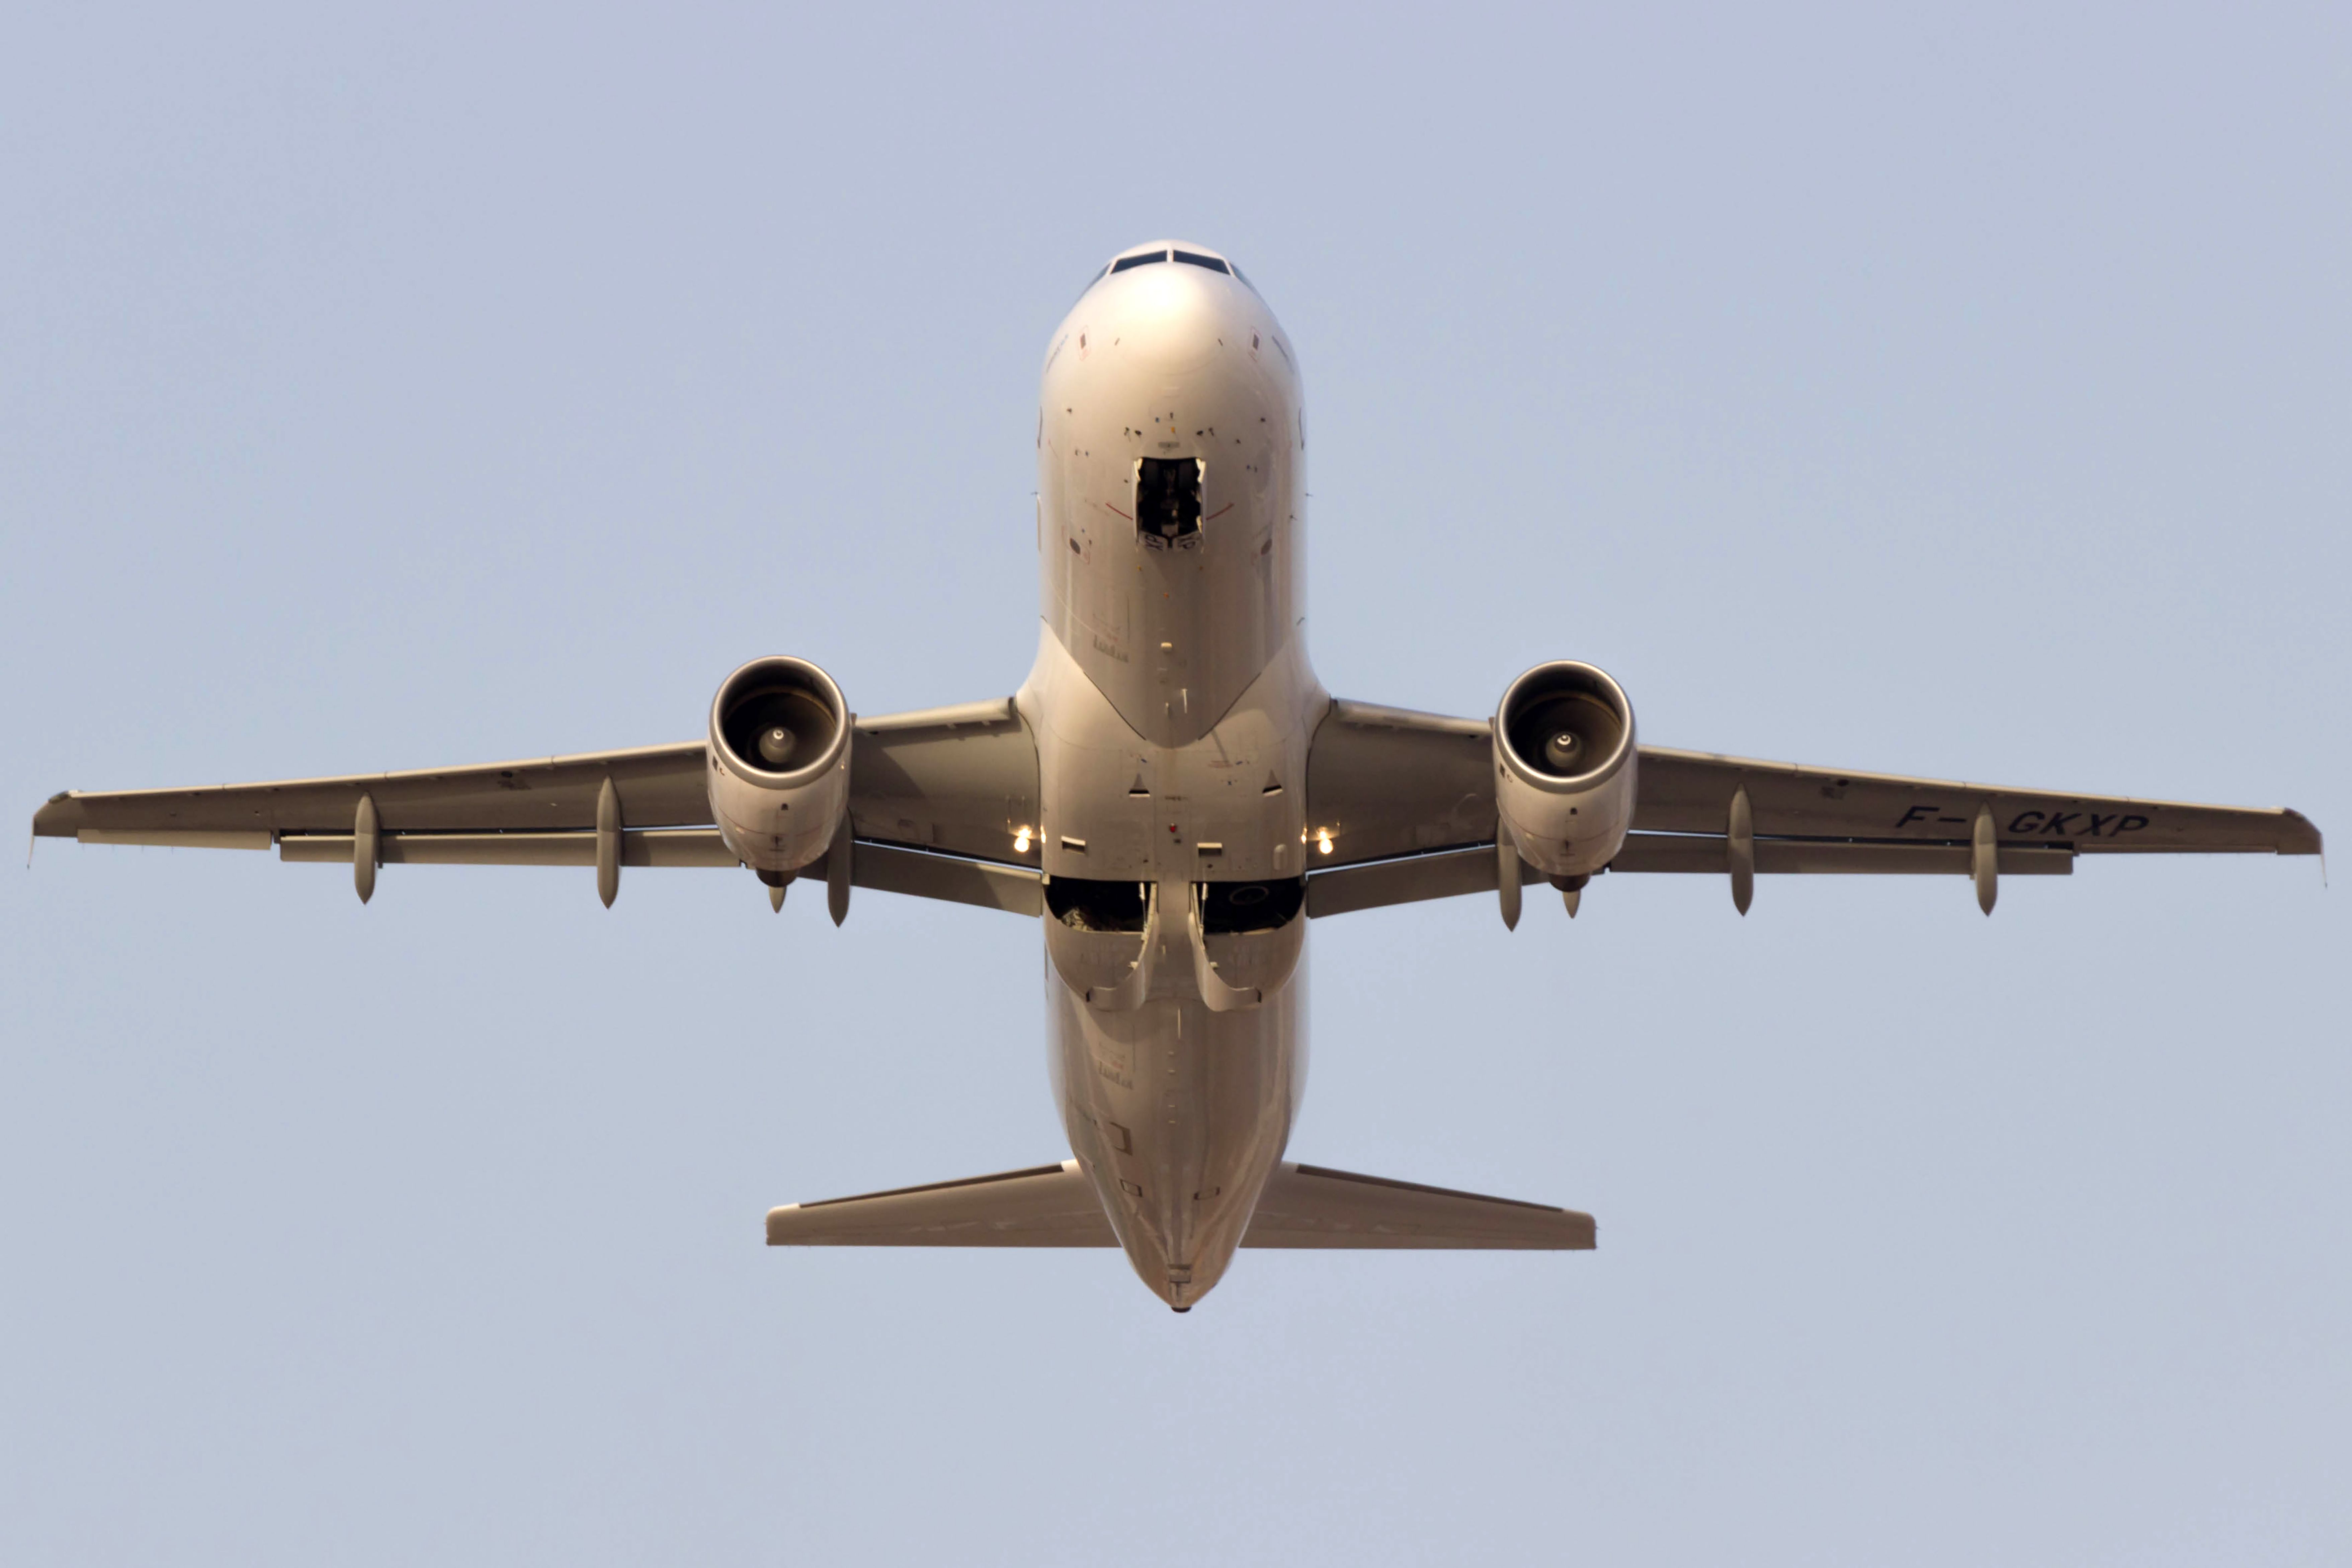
<box><xmin>1022</xmin><ymin>241</ymin><xmax>1323</xmax><ymax>1309</ymax></box>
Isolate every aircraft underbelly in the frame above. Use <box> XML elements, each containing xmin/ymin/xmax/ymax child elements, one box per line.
<box><xmin>1023</xmin><ymin>612</ymin><xmax>1321</xmax><ymax>1309</ymax></box>
<box><xmin>1026</xmin><ymin>252</ymin><xmax>1324</xmax><ymax>1309</ymax></box>
<box><xmin>1048</xmin><ymin>949</ymin><xmax>1305</xmax><ymax>1308</ymax></box>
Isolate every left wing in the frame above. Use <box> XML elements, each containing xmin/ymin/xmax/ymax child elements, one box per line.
<box><xmin>32</xmin><ymin>700</ymin><xmax>1044</xmax><ymax>915</ymax></box>
<box><xmin>1628</xmin><ymin>746</ymin><xmax>2322</xmax><ymax>857</ymax></box>
<box><xmin>1304</xmin><ymin>700</ymin><xmax>2321</xmax><ymax>917</ymax></box>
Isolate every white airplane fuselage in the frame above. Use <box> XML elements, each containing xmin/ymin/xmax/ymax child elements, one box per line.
<box><xmin>1018</xmin><ymin>244</ymin><xmax>1322</xmax><ymax>1309</ymax></box>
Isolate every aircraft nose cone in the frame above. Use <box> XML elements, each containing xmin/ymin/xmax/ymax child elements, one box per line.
<box><xmin>1113</xmin><ymin>264</ymin><xmax>1237</xmax><ymax>374</ymax></box>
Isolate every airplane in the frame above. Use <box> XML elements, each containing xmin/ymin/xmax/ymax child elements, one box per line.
<box><xmin>32</xmin><ymin>239</ymin><xmax>2323</xmax><ymax>1313</ymax></box>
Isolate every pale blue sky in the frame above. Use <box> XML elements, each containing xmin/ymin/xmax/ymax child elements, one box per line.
<box><xmin>5</xmin><ymin>5</ymin><xmax>2347</xmax><ymax>1564</ymax></box>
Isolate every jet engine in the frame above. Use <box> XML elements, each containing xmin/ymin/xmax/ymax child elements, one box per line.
<box><xmin>706</xmin><ymin>656</ymin><xmax>851</xmax><ymax>875</ymax></box>
<box><xmin>1494</xmin><ymin>660</ymin><xmax>1637</xmax><ymax>878</ymax></box>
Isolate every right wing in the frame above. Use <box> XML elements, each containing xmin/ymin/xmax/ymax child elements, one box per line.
<box><xmin>33</xmin><ymin>740</ymin><xmax>713</xmax><ymax>846</ymax></box>
<box><xmin>32</xmin><ymin>699</ymin><xmax>1044</xmax><ymax>915</ymax></box>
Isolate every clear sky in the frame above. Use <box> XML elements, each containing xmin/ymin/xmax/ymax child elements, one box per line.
<box><xmin>4</xmin><ymin>5</ymin><xmax>2346</xmax><ymax>1563</ymax></box>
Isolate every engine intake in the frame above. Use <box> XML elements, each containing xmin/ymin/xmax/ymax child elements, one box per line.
<box><xmin>1494</xmin><ymin>660</ymin><xmax>1637</xmax><ymax>878</ymax></box>
<box><xmin>706</xmin><ymin>656</ymin><xmax>851</xmax><ymax>874</ymax></box>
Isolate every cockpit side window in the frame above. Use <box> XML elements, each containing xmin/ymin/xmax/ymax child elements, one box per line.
<box><xmin>1111</xmin><ymin>250</ymin><xmax>1167</xmax><ymax>274</ymax></box>
<box><xmin>1135</xmin><ymin>457</ymin><xmax>1203</xmax><ymax>548</ymax></box>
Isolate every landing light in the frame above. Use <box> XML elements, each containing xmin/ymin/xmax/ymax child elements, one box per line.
<box><xmin>1014</xmin><ymin>827</ymin><xmax>1032</xmax><ymax>854</ymax></box>
<box><xmin>1316</xmin><ymin>829</ymin><xmax>1333</xmax><ymax>856</ymax></box>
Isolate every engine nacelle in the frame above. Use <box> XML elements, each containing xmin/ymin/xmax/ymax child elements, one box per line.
<box><xmin>1494</xmin><ymin>660</ymin><xmax>1637</xmax><ymax>878</ymax></box>
<box><xmin>706</xmin><ymin>656</ymin><xmax>851</xmax><ymax>875</ymax></box>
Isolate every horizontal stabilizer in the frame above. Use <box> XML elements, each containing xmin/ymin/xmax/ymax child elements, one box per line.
<box><xmin>1241</xmin><ymin>1162</ymin><xmax>1594</xmax><ymax>1249</ymax></box>
<box><xmin>765</xmin><ymin>1158</ymin><xmax>1594</xmax><ymax>1252</ymax></box>
<box><xmin>766</xmin><ymin>1159</ymin><xmax>1116</xmax><ymax>1247</ymax></box>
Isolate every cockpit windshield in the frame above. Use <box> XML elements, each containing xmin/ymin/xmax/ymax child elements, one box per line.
<box><xmin>1081</xmin><ymin>245</ymin><xmax>1257</xmax><ymax>301</ymax></box>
